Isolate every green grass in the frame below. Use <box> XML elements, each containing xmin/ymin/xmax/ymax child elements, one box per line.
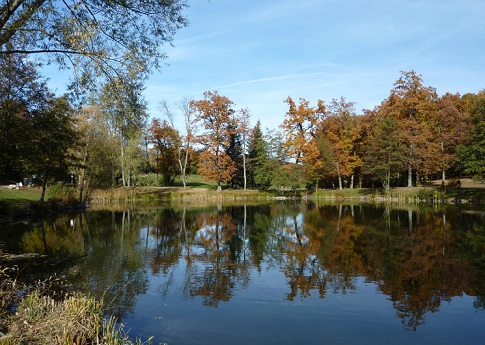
<box><xmin>0</xmin><ymin>188</ymin><xmax>42</xmax><ymax>214</ymax></box>
<box><xmin>173</xmin><ymin>174</ymin><xmax>219</xmax><ymax>189</ymax></box>
<box><xmin>4</xmin><ymin>177</ymin><xmax>485</xmax><ymax>211</ymax></box>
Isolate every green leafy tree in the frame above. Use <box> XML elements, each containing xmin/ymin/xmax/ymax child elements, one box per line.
<box><xmin>364</xmin><ymin>115</ymin><xmax>407</xmax><ymax>192</ymax></box>
<box><xmin>313</xmin><ymin>132</ymin><xmax>336</xmax><ymax>190</ymax></box>
<box><xmin>225</xmin><ymin>122</ymin><xmax>245</xmax><ymax>189</ymax></box>
<box><xmin>25</xmin><ymin>95</ymin><xmax>77</xmax><ymax>203</ymax></box>
<box><xmin>456</xmin><ymin>92</ymin><xmax>485</xmax><ymax>179</ymax></box>
<box><xmin>73</xmin><ymin>105</ymin><xmax>118</xmax><ymax>204</ymax></box>
<box><xmin>0</xmin><ymin>0</ymin><xmax>188</xmax><ymax>88</ymax></box>
<box><xmin>247</xmin><ymin>121</ymin><xmax>271</xmax><ymax>190</ymax></box>
<box><xmin>98</xmin><ymin>76</ymin><xmax>147</xmax><ymax>187</ymax></box>
<box><xmin>265</xmin><ymin>129</ymin><xmax>293</xmax><ymax>191</ymax></box>
<box><xmin>0</xmin><ymin>53</ymin><xmax>50</xmax><ymax>181</ymax></box>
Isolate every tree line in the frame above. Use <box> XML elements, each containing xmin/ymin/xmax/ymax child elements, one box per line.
<box><xmin>141</xmin><ymin>71</ymin><xmax>485</xmax><ymax>194</ymax></box>
<box><xmin>2</xmin><ymin>1</ymin><xmax>484</xmax><ymax>204</ymax></box>
<box><xmin>1</xmin><ymin>54</ymin><xmax>484</xmax><ymax>202</ymax></box>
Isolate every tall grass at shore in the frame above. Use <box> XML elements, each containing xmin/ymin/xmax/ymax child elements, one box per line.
<box><xmin>0</xmin><ymin>267</ymin><xmax>151</xmax><ymax>345</ymax></box>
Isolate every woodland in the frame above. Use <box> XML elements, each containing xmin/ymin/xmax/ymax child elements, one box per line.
<box><xmin>1</xmin><ymin>1</ymin><xmax>485</xmax><ymax>205</ymax></box>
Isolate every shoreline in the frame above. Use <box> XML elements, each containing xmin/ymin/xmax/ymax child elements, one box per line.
<box><xmin>2</xmin><ymin>183</ymin><xmax>485</xmax><ymax>220</ymax></box>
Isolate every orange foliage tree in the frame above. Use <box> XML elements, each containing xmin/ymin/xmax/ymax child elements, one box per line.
<box><xmin>380</xmin><ymin>71</ymin><xmax>439</xmax><ymax>186</ymax></box>
<box><xmin>280</xmin><ymin>97</ymin><xmax>325</xmax><ymax>188</ymax></box>
<box><xmin>148</xmin><ymin>118</ymin><xmax>181</xmax><ymax>186</ymax></box>
<box><xmin>191</xmin><ymin>91</ymin><xmax>238</xmax><ymax>191</ymax></box>
<box><xmin>320</xmin><ymin>97</ymin><xmax>362</xmax><ymax>189</ymax></box>
<box><xmin>434</xmin><ymin>93</ymin><xmax>470</xmax><ymax>185</ymax></box>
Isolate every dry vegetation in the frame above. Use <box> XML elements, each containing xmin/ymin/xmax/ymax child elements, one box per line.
<box><xmin>0</xmin><ymin>266</ymin><xmax>151</xmax><ymax>345</ymax></box>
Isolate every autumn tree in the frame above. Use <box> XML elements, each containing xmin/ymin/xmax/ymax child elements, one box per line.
<box><xmin>0</xmin><ymin>0</ymin><xmax>188</xmax><ymax>88</ymax></box>
<box><xmin>148</xmin><ymin>118</ymin><xmax>181</xmax><ymax>186</ymax></box>
<box><xmin>321</xmin><ymin>97</ymin><xmax>362</xmax><ymax>189</ymax></box>
<box><xmin>0</xmin><ymin>53</ymin><xmax>76</xmax><ymax>202</ymax></box>
<box><xmin>159</xmin><ymin>97</ymin><xmax>196</xmax><ymax>188</ymax></box>
<box><xmin>191</xmin><ymin>91</ymin><xmax>238</xmax><ymax>191</ymax></box>
<box><xmin>354</xmin><ymin>109</ymin><xmax>378</xmax><ymax>188</ymax></box>
<box><xmin>382</xmin><ymin>71</ymin><xmax>439</xmax><ymax>186</ymax></box>
<box><xmin>280</xmin><ymin>97</ymin><xmax>324</xmax><ymax>188</ymax></box>
<box><xmin>434</xmin><ymin>93</ymin><xmax>470</xmax><ymax>185</ymax></box>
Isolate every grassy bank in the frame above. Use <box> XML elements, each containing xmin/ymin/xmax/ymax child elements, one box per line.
<box><xmin>0</xmin><ymin>188</ymin><xmax>43</xmax><ymax>215</ymax></box>
<box><xmin>88</xmin><ymin>186</ymin><xmax>272</xmax><ymax>204</ymax></box>
<box><xmin>2</xmin><ymin>179</ymin><xmax>485</xmax><ymax>217</ymax></box>
<box><xmin>89</xmin><ymin>183</ymin><xmax>485</xmax><ymax>205</ymax></box>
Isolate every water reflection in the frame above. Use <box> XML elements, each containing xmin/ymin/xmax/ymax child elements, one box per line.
<box><xmin>1</xmin><ymin>203</ymin><xmax>485</xmax><ymax>331</ymax></box>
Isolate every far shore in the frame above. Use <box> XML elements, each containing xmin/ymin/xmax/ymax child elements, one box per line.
<box><xmin>1</xmin><ymin>178</ymin><xmax>485</xmax><ymax>219</ymax></box>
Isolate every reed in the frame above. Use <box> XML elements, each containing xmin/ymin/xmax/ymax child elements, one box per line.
<box><xmin>0</xmin><ymin>267</ymin><xmax>152</xmax><ymax>345</ymax></box>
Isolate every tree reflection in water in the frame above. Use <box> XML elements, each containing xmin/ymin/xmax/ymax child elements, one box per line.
<box><xmin>3</xmin><ymin>203</ymin><xmax>485</xmax><ymax>329</ymax></box>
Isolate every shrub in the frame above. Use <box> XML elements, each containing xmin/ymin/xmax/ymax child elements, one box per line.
<box><xmin>47</xmin><ymin>183</ymin><xmax>77</xmax><ymax>203</ymax></box>
<box><xmin>131</xmin><ymin>174</ymin><xmax>163</xmax><ymax>187</ymax></box>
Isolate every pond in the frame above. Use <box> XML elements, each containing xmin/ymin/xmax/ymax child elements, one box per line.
<box><xmin>1</xmin><ymin>202</ymin><xmax>485</xmax><ymax>344</ymax></box>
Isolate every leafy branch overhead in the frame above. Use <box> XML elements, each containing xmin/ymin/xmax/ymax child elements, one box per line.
<box><xmin>0</xmin><ymin>0</ymin><xmax>188</xmax><ymax>85</ymax></box>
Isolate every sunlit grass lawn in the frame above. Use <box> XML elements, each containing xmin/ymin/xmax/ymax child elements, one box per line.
<box><xmin>172</xmin><ymin>174</ymin><xmax>219</xmax><ymax>189</ymax></box>
<box><xmin>0</xmin><ymin>188</ymin><xmax>42</xmax><ymax>213</ymax></box>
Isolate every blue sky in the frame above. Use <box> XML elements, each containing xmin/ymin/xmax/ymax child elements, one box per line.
<box><xmin>48</xmin><ymin>0</ymin><xmax>485</xmax><ymax>131</ymax></box>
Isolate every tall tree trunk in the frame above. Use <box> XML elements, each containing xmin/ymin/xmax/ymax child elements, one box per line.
<box><xmin>78</xmin><ymin>171</ymin><xmax>85</xmax><ymax>205</ymax></box>
<box><xmin>407</xmin><ymin>161</ymin><xmax>413</xmax><ymax>187</ymax></box>
<box><xmin>39</xmin><ymin>174</ymin><xmax>48</xmax><ymax>205</ymax></box>
<box><xmin>178</xmin><ymin>145</ymin><xmax>190</xmax><ymax>189</ymax></box>
<box><xmin>336</xmin><ymin>162</ymin><xmax>343</xmax><ymax>189</ymax></box>
<box><xmin>385</xmin><ymin>152</ymin><xmax>391</xmax><ymax>194</ymax></box>
<box><xmin>441</xmin><ymin>140</ymin><xmax>446</xmax><ymax>186</ymax></box>
<box><xmin>243</xmin><ymin>152</ymin><xmax>247</xmax><ymax>191</ymax></box>
<box><xmin>178</xmin><ymin>156</ymin><xmax>186</xmax><ymax>189</ymax></box>
<box><xmin>78</xmin><ymin>144</ymin><xmax>88</xmax><ymax>205</ymax></box>
<box><xmin>120</xmin><ymin>141</ymin><xmax>126</xmax><ymax>187</ymax></box>
<box><xmin>385</xmin><ymin>169</ymin><xmax>390</xmax><ymax>194</ymax></box>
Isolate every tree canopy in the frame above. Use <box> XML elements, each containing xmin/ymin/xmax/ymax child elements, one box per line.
<box><xmin>0</xmin><ymin>0</ymin><xmax>188</xmax><ymax>86</ymax></box>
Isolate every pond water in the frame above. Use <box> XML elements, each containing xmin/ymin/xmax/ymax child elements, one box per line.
<box><xmin>1</xmin><ymin>202</ymin><xmax>485</xmax><ymax>344</ymax></box>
